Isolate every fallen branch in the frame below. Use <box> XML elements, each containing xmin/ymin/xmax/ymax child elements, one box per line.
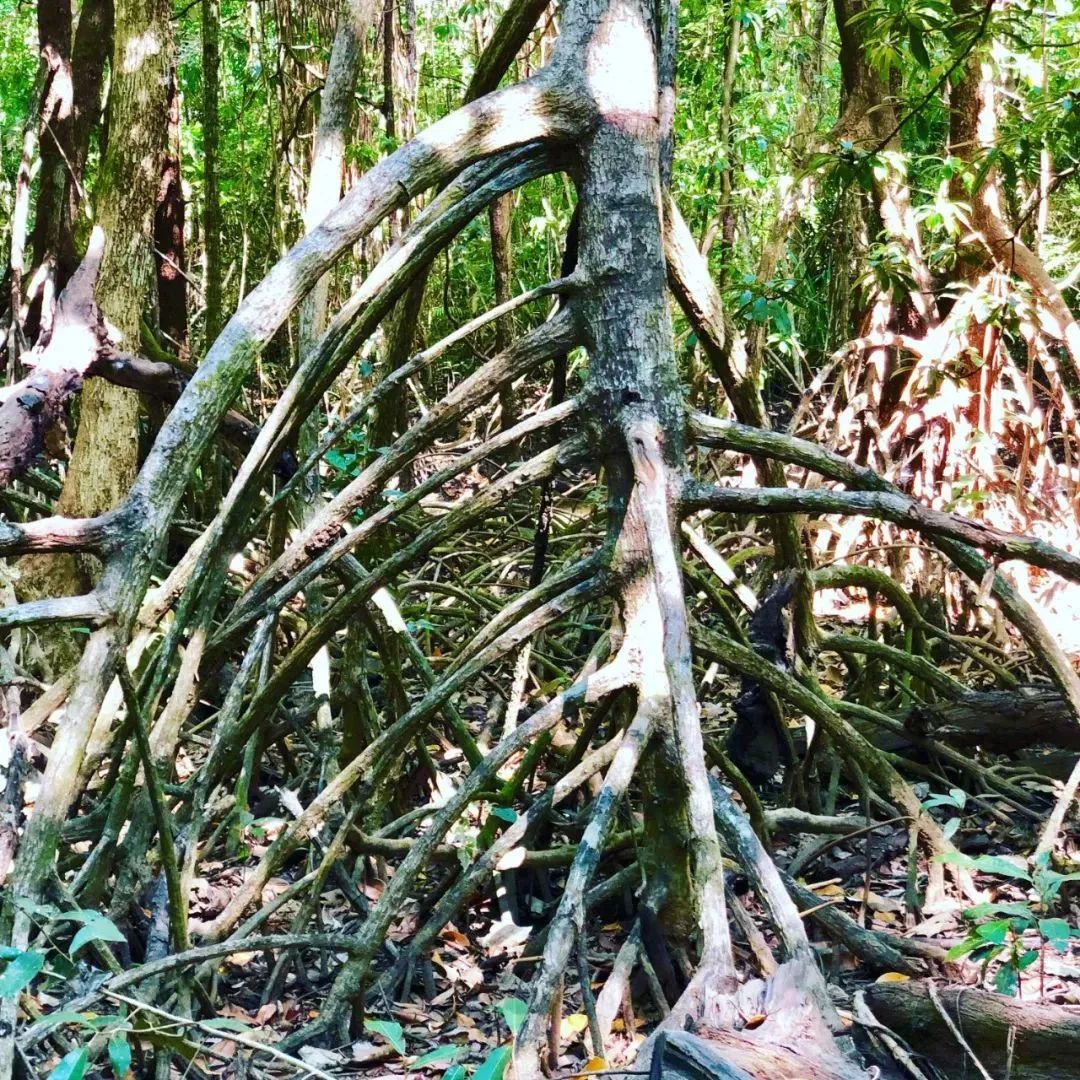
<box><xmin>866</xmin><ymin>980</ymin><xmax>1080</xmax><ymax>1080</ymax></box>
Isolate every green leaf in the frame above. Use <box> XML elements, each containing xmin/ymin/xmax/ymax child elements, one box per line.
<box><xmin>410</xmin><ymin>1045</ymin><xmax>463</xmax><ymax>1069</ymax></box>
<box><xmin>41</xmin><ymin>1011</ymin><xmax>103</xmax><ymax>1029</ymax></box>
<box><xmin>1039</xmin><ymin>918</ymin><xmax>1071</xmax><ymax>953</ymax></box>
<box><xmin>976</xmin><ymin>919</ymin><xmax>1011</xmax><ymax>945</ymax></box>
<box><xmin>70</xmin><ymin>914</ymin><xmax>126</xmax><ymax>956</ymax></box>
<box><xmin>16</xmin><ymin>898</ymin><xmax>62</xmax><ymax>920</ymax></box>
<box><xmin>946</xmin><ymin>936</ymin><xmax>982</xmax><ymax>961</ymax></box>
<box><xmin>908</xmin><ymin>25</ymin><xmax>930</xmax><ymax>68</ymax></box>
<box><xmin>994</xmin><ymin>963</ymin><xmax>1019</xmax><ymax>996</ymax></box>
<box><xmin>490</xmin><ymin>807</ymin><xmax>517</xmax><ymax>824</ymax></box>
<box><xmin>473</xmin><ymin>1046</ymin><xmax>512</xmax><ymax>1080</ymax></box>
<box><xmin>972</xmin><ymin>855</ymin><xmax>1031</xmax><ymax>882</ymax></box>
<box><xmin>498</xmin><ymin>997</ymin><xmax>527</xmax><ymax>1035</ymax></box>
<box><xmin>365</xmin><ymin>1018</ymin><xmax>406</xmax><ymax>1055</ymax></box>
<box><xmin>48</xmin><ymin>1049</ymin><xmax>88</xmax><ymax>1080</ymax></box>
<box><xmin>1018</xmin><ymin>948</ymin><xmax>1040</xmax><ymax>971</ymax></box>
<box><xmin>444</xmin><ymin>1068</ymin><xmax>467</xmax><ymax>1080</ymax></box>
<box><xmin>202</xmin><ymin>1018</ymin><xmax>253</xmax><ymax>1032</ymax></box>
<box><xmin>943</xmin><ymin>817</ymin><xmax>960</xmax><ymax>840</ymax></box>
<box><xmin>65</xmin><ymin>909</ymin><xmax>116</xmax><ymax>924</ymax></box>
<box><xmin>108</xmin><ymin>1034</ymin><xmax>132</xmax><ymax>1079</ymax></box>
<box><xmin>0</xmin><ymin>950</ymin><xmax>44</xmax><ymax>998</ymax></box>
<box><xmin>963</xmin><ymin>902</ymin><xmax>1033</xmax><ymax>922</ymax></box>
<box><xmin>936</xmin><ymin>851</ymin><xmax>976</xmax><ymax>869</ymax></box>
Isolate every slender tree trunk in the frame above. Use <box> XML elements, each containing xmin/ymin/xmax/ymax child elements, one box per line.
<box><xmin>25</xmin><ymin>0</ymin><xmax>111</xmax><ymax>305</ymax></box>
<box><xmin>834</xmin><ymin>0</ymin><xmax>935</xmax><ymax>332</ymax></box>
<box><xmin>202</xmin><ymin>0</ymin><xmax>223</xmax><ymax>346</ymax></box>
<box><xmin>491</xmin><ymin>194</ymin><xmax>517</xmax><ymax>429</ymax></box>
<box><xmin>70</xmin><ymin>0</ymin><xmax>172</xmax><ymax>502</ymax></box>
<box><xmin>296</xmin><ymin>0</ymin><xmax>379</xmax><ymax>758</ymax></box>
<box><xmin>28</xmin><ymin>0</ymin><xmax>74</xmax><ymax>280</ymax></box>
<box><xmin>16</xmin><ymin>0</ymin><xmax>173</xmax><ymax>619</ymax></box>
<box><xmin>154</xmin><ymin>67</ymin><xmax>187</xmax><ymax>355</ymax></box>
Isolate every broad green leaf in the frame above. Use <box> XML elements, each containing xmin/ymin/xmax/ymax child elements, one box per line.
<box><xmin>365</xmin><ymin>1018</ymin><xmax>406</xmax><ymax>1055</ymax></box>
<box><xmin>975</xmin><ymin>919</ymin><xmax>1010</xmax><ymax>945</ymax></box>
<box><xmin>908</xmin><ymin>25</ymin><xmax>930</xmax><ymax>68</ymax></box>
<box><xmin>943</xmin><ymin>817</ymin><xmax>960</xmax><ymax>840</ymax></box>
<box><xmin>108</xmin><ymin>1034</ymin><xmax>132</xmax><ymax>1079</ymax></box>
<box><xmin>202</xmin><ymin>1018</ymin><xmax>253</xmax><ymax>1032</ymax></box>
<box><xmin>16</xmin><ymin>898</ymin><xmax>62</xmax><ymax>920</ymax></box>
<box><xmin>945</xmin><ymin>936</ymin><xmax>982</xmax><ymax>961</ymax></box>
<box><xmin>65</xmin><ymin>909</ymin><xmax>115</xmax><ymax>924</ymax></box>
<box><xmin>1039</xmin><ymin>918</ymin><xmax>1071</xmax><ymax>953</ymax></box>
<box><xmin>41</xmin><ymin>1011</ymin><xmax>103</xmax><ymax>1028</ymax></box>
<box><xmin>972</xmin><ymin>856</ymin><xmax>1031</xmax><ymax>882</ymax></box>
<box><xmin>490</xmin><ymin>807</ymin><xmax>517</xmax><ymax>824</ymax></box>
<box><xmin>409</xmin><ymin>1045</ymin><xmax>463</xmax><ymax>1069</ymax></box>
<box><xmin>473</xmin><ymin>1045</ymin><xmax>512</xmax><ymax>1080</ymax></box>
<box><xmin>994</xmin><ymin>963</ymin><xmax>1019</xmax><ymax>996</ymax></box>
<box><xmin>48</xmin><ymin>1049</ymin><xmax>88</xmax><ymax>1080</ymax></box>
<box><xmin>444</xmin><ymin>1068</ymin><xmax>467</xmax><ymax>1080</ymax></box>
<box><xmin>0</xmin><ymin>950</ymin><xmax>44</xmax><ymax>998</ymax></box>
<box><xmin>498</xmin><ymin>997</ymin><xmax>527</xmax><ymax>1035</ymax></box>
<box><xmin>963</xmin><ymin>902</ymin><xmax>1033</xmax><ymax>922</ymax></box>
<box><xmin>922</xmin><ymin>795</ymin><xmax>956</xmax><ymax>811</ymax></box>
<box><xmin>935</xmin><ymin>851</ymin><xmax>976</xmax><ymax>869</ymax></box>
<box><xmin>70</xmin><ymin>915</ymin><xmax>126</xmax><ymax>956</ymax></box>
<box><xmin>1018</xmin><ymin>948</ymin><xmax>1040</xmax><ymax>971</ymax></box>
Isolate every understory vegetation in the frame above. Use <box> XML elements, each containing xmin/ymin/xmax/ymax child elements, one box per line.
<box><xmin>2</xmin><ymin>0</ymin><xmax>1080</xmax><ymax>1075</ymax></box>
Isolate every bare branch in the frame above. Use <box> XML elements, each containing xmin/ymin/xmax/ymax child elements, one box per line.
<box><xmin>0</xmin><ymin>511</ymin><xmax>123</xmax><ymax>557</ymax></box>
<box><xmin>0</xmin><ymin>594</ymin><xmax>107</xmax><ymax>632</ymax></box>
<box><xmin>682</xmin><ymin>480</ymin><xmax>1080</xmax><ymax>584</ymax></box>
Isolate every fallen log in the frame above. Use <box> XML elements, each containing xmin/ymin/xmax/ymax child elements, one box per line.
<box><xmin>865</xmin><ymin>979</ymin><xmax>1080</xmax><ymax>1080</ymax></box>
<box><xmin>905</xmin><ymin>686</ymin><xmax>1080</xmax><ymax>752</ymax></box>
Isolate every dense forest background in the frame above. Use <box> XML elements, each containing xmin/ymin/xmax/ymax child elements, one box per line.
<box><xmin>2</xmin><ymin>0</ymin><xmax>1080</xmax><ymax>1075</ymax></box>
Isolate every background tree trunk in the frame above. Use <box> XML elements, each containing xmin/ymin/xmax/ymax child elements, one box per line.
<box><xmin>17</xmin><ymin>0</ymin><xmax>172</xmax><ymax>623</ymax></box>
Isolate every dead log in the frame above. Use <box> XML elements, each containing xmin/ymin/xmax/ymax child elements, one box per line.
<box><xmin>865</xmin><ymin>979</ymin><xmax>1080</xmax><ymax>1080</ymax></box>
<box><xmin>905</xmin><ymin>686</ymin><xmax>1080</xmax><ymax>752</ymax></box>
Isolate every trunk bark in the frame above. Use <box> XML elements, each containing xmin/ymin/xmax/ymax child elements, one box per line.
<box><xmin>154</xmin><ymin>67</ymin><xmax>186</xmax><ymax>354</ymax></box>
<box><xmin>28</xmin><ymin>0</ymin><xmax>74</xmax><ymax>280</ymax></box>
<box><xmin>201</xmin><ymin>0</ymin><xmax>223</xmax><ymax>345</ymax></box>
<box><xmin>14</xmin><ymin>0</ymin><xmax>172</xmax><ymax>647</ymax></box>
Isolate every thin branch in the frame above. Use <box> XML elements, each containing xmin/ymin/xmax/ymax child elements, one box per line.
<box><xmin>0</xmin><ymin>594</ymin><xmax>108</xmax><ymax>631</ymax></box>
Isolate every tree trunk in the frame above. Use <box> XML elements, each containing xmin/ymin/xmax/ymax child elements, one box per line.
<box><xmin>28</xmin><ymin>0</ymin><xmax>74</xmax><ymax>280</ymax></box>
<box><xmin>27</xmin><ymin>0</ymin><xmax>112</xmax><ymax>305</ymax></box>
<box><xmin>154</xmin><ymin>67</ymin><xmax>186</xmax><ymax>355</ymax></box>
<box><xmin>15</xmin><ymin>0</ymin><xmax>172</xmax><ymax>637</ymax></box>
<box><xmin>201</xmin><ymin>0</ymin><xmax>223</xmax><ymax>346</ymax></box>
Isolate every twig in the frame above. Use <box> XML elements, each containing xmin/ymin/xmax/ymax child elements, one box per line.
<box><xmin>103</xmin><ymin>991</ymin><xmax>338</xmax><ymax>1080</ymax></box>
<box><xmin>118</xmin><ymin>664</ymin><xmax>188</xmax><ymax>952</ymax></box>
<box><xmin>851</xmin><ymin>991</ymin><xmax>931</xmax><ymax>1080</ymax></box>
<box><xmin>576</xmin><ymin>926</ymin><xmax>605</xmax><ymax>1062</ymax></box>
<box><xmin>926</xmin><ymin>982</ymin><xmax>995</xmax><ymax>1080</ymax></box>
